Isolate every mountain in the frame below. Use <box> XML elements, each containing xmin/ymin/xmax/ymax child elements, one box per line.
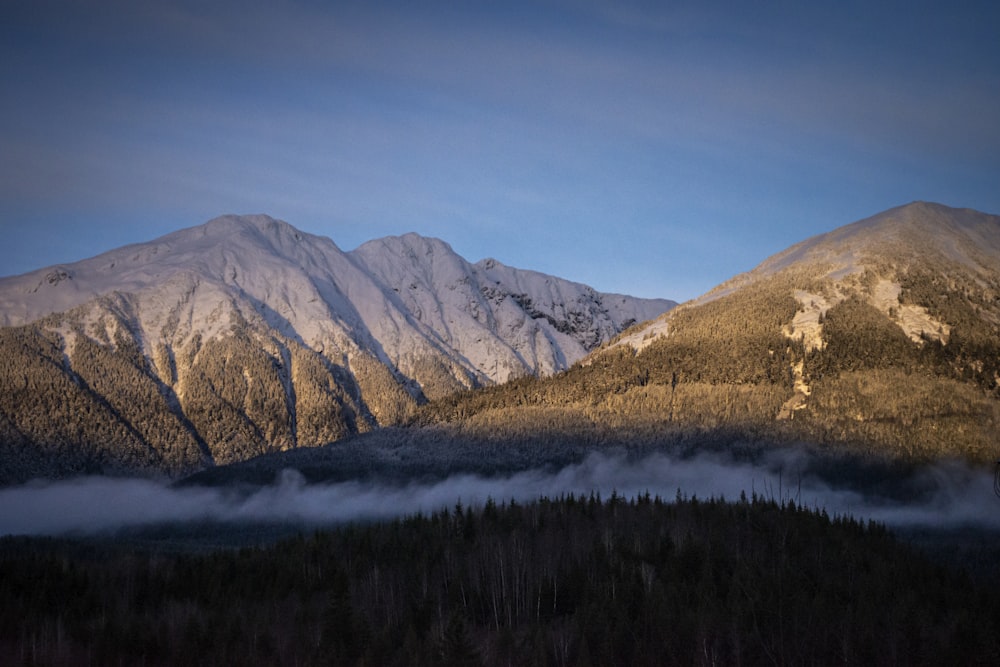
<box><xmin>419</xmin><ymin>202</ymin><xmax>1000</xmax><ymax>465</ymax></box>
<box><xmin>0</xmin><ymin>215</ymin><xmax>674</xmax><ymax>483</ymax></box>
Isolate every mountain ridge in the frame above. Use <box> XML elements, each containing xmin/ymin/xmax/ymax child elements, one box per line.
<box><xmin>0</xmin><ymin>215</ymin><xmax>673</xmax><ymax>482</ymax></box>
<box><xmin>5</xmin><ymin>202</ymin><xmax>998</xmax><ymax>484</ymax></box>
<box><xmin>416</xmin><ymin>201</ymin><xmax>1000</xmax><ymax>466</ymax></box>
<box><xmin>615</xmin><ymin>201</ymin><xmax>999</xmax><ymax>349</ymax></box>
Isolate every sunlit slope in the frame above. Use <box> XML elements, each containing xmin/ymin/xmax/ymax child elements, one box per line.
<box><xmin>0</xmin><ymin>216</ymin><xmax>672</xmax><ymax>483</ymax></box>
<box><xmin>420</xmin><ymin>202</ymin><xmax>1000</xmax><ymax>463</ymax></box>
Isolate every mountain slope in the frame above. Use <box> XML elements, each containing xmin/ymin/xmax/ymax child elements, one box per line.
<box><xmin>419</xmin><ymin>202</ymin><xmax>1000</xmax><ymax>464</ymax></box>
<box><xmin>0</xmin><ymin>216</ymin><xmax>673</xmax><ymax>482</ymax></box>
<box><xmin>350</xmin><ymin>233</ymin><xmax>668</xmax><ymax>388</ymax></box>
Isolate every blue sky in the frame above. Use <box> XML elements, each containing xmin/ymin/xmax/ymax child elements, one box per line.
<box><xmin>2</xmin><ymin>0</ymin><xmax>998</xmax><ymax>301</ymax></box>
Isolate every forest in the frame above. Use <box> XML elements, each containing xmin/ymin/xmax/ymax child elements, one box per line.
<box><xmin>2</xmin><ymin>494</ymin><xmax>999</xmax><ymax>666</ymax></box>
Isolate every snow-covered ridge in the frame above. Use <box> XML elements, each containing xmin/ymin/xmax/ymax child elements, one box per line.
<box><xmin>0</xmin><ymin>215</ymin><xmax>675</xmax><ymax>387</ymax></box>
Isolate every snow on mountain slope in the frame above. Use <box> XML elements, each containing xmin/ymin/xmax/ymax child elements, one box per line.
<box><xmin>0</xmin><ymin>215</ymin><xmax>674</xmax><ymax>483</ymax></box>
<box><xmin>0</xmin><ymin>215</ymin><xmax>674</xmax><ymax>480</ymax></box>
<box><xmin>1</xmin><ymin>217</ymin><xmax>672</xmax><ymax>381</ymax></box>
<box><xmin>613</xmin><ymin>202</ymin><xmax>1000</xmax><ymax>354</ymax></box>
<box><xmin>746</xmin><ymin>201</ymin><xmax>1000</xmax><ymax>282</ymax></box>
<box><xmin>349</xmin><ymin>233</ymin><xmax>674</xmax><ymax>382</ymax></box>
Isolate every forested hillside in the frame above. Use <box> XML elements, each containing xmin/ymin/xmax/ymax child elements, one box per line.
<box><xmin>0</xmin><ymin>216</ymin><xmax>670</xmax><ymax>483</ymax></box>
<box><xmin>417</xmin><ymin>203</ymin><xmax>1000</xmax><ymax>464</ymax></box>
<box><xmin>3</xmin><ymin>203</ymin><xmax>998</xmax><ymax>480</ymax></box>
<box><xmin>3</xmin><ymin>495</ymin><xmax>997</xmax><ymax>666</ymax></box>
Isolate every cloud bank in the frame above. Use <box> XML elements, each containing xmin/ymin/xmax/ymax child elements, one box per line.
<box><xmin>3</xmin><ymin>451</ymin><xmax>999</xmax><ymax>537</ymax></box>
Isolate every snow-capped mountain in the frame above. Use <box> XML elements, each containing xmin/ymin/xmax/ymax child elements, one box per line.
<box><xmin>184</xmin><ymin>201</ymin><xmax>1000</xmax><ymax>490</ymax></box>
<box><xmin>0</xmin><ymin>215</ymin><xmax>674</xmax><ymax>482</ymax></box>
<box><xmin>350</xmin><ymin>232</ymin><xmax>668</xmax><ymax>388</ymax></box>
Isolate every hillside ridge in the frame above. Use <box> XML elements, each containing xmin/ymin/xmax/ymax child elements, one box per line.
<box><xmin>416</xmin><ymin>202</ymin><xmax>1000</xmax><ymax>466</ymax></box>
<box><xmin>0</xmin><ymin>215</ymin><xmax>672</xmax><ymax>482</ymax></box>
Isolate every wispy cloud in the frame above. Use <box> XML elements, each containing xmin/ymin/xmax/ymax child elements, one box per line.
<box><xmin>1</xmin><ymin>1</ymin><xmax>998</xmax><ymax>300</ymax></box>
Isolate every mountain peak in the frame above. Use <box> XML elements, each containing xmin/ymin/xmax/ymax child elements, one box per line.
<box><xmin>204</xmin><ymin>213</ymin><xmax>282</xmax><ymax>229</ymax></box>
<box><xmin>727</xmin><ymin>201</ymin><xmax>1000</xmax><ymax>289</ymax></box>
<box><xmin>614</xmin><ymin>202</ymin><xmax>1000</xmax><ymax>357</ymax></box>
<box><xmin>354</xmin><ymin>232</ymin><xmax>457</xmax><ymax>257</ymax></box>
<box><xmin>0</xmin><ymin>214</ymin><xmax>674</xmax><ymax>480</ymax></box>
<box><xmin>196</xmin><ymin>213</ymin><xmax>290</xmax><ymax>241</ymax></box>
<box><xmin>194</xmin><ymin>214</ymin><xmax>329</xmax><ymax>252</ymax></box>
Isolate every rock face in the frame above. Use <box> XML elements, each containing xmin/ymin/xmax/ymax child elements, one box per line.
<box><xmin>0</xmin><ymin>215</ymin><xmax>674</xmax><ymax>482</ymax></box>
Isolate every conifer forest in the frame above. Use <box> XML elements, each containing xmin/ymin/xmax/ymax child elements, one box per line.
<box><xmin>2</xmin><ymin>494</ymin><xmax>999</xmax><ymax>666</ymax></box>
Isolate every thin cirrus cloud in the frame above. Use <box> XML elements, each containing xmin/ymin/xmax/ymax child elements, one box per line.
<box><xmin>1</xmin><ymin>1</ymin><xmax>998</xmax><ymax>300</ymax></box>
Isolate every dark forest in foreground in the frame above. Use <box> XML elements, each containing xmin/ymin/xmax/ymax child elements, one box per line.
<box><xmin>3</xmin><ymin>495</ymin><xmax>999</xmax><ymax>666</ymax></box>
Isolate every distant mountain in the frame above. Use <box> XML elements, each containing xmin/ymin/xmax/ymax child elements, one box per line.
<box><xmin>420</xmin><ymin>202</ymin><xmax>1000</xmax><ymax>464</ymax></box>
<box><xmin>0</xmin><ymin>215</ymin><xmax>674</xmax><ymax>483</ymax></box>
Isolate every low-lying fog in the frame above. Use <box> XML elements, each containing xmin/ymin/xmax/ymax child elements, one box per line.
<box><xmin>2</xmin><ymin>450</ymin><xmax>999</xmax><ymax>537</ymax></box>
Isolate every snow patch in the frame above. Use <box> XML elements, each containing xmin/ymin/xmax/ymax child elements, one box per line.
<box><xmin>871</xmin><ymin>279</ymin><xmax>950</xmax><ymax>345</ymax></box>
<box><xmin>783</xmin><ymin>290</ymin><xmax>839</xmax><ymax>353</ymax></box>
<box><xmin>613</xmin><ymin>316</ymin><xmax>670</xmax><ymax>353</ymax></box>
